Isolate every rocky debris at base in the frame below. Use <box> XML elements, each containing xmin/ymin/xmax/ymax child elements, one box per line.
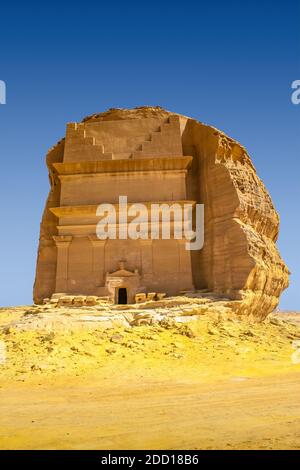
<box><xmin>46</xmin><ymin>292</ymin><xmax>168</xmax><ymax>309</ymax></box>
<box><xmin>0</xmin><ymin>293</ymin><xmax>242</xmax><ymax>332</ymax></box>
<box><xmin>0</xmin><ymin>304</ymin><xmax>300</xmax><ymax>382</ymax></box>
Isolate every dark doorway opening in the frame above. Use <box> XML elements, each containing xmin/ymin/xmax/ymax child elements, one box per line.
<box><xmin>118</xmin><ymin>287</ymin><xmax>127</xmax><ymax>304</ymax></box>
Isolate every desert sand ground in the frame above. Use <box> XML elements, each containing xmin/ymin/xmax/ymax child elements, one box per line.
<box><xmin>0</xmin><ymin>306</ymin><xmax>300</xmax><ymax>450</ymax></box>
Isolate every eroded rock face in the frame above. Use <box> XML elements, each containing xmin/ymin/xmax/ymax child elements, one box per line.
<box><xmin>34</xmin><ymin>106</ymin><xmax>289</xmax><ymax>319</ymax></box>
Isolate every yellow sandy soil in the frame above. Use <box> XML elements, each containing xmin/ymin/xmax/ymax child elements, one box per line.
<box><xmin>0</xmin><ymin>307</ymin><xmax>300</xmax><ymax>449</ymax></box>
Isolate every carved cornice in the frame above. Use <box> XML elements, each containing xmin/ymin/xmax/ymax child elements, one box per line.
<box><xmin>52</xmin><ymin>156</ymin><xmax>193</xmax><ymax>176</ymax></box>
<box><xmin>50</xmin><ymin>200</ymin><xmax>196</xmax><ymax>218</ymax></box>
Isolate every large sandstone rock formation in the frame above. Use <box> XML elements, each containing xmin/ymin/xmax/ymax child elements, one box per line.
<box><xmin>34</xmin><ymin>106</ymin><xmax>289</xmax><ymax>320</ymax></box>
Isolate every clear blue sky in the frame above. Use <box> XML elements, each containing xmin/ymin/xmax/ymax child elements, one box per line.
<box><xmin>0</xmin><ymin>0</ymin><xmax>299</xmax><ymax>309</ymax></box>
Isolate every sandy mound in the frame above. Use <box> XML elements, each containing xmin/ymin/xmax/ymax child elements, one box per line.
<box><xmin>0</xmin><ymin>304</ymin><xmax>300</xmax><ymax>382</ymax></box>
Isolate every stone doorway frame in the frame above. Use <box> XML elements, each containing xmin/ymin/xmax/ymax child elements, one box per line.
<box><xmin>105</xmin><ymin>261</ymin><xmax>141</xmax><ymax>304</ymax></box>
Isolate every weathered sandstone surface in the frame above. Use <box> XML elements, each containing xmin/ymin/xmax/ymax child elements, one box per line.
<box><xmin>34</xmin><ymin>106</ymin><xmax>289</xmax><ymax>320</ymax></box>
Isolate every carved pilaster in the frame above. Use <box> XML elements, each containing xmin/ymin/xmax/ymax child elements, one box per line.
<box><xmin>88</xmin><ymin>235</ymin><xmax>106</xmax><ymax>287</ymax></box>
<box><xmin>140</xmin><ymin>239</ymin><xmax>153</xmax><ymax>279</ymax></box>
<box><xmin>53</xmin><ymin>235</ymin><xmax>73</xmax><ymax>293</ymax></box>
<box><xmin>177</xmin><ymin>239</ymin><xmax>194</xmax><ymax>290</ymax></box>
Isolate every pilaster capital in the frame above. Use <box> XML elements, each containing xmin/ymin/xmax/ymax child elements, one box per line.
<box><xmin>177</xmin><ymin>238</ymin><xmax>187</xmax><ymax>244</ymax></box>
<box><xmin>53</xmin><ymin>235</ymin><xmax>73</xmax><ymax>247</ymax></box>
<box><xmin>139</xmin><ymin>239</ymin><xmax>153</xmax><ymax>246</ymax></box>
<box><xmin>88</xmin><ymin>234</ymin><xmax>107</xmax><ymax>247</ymax></box>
